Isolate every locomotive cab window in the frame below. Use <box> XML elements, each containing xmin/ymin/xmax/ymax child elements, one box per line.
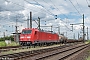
<box><xmin>22</xmin><ymin>30</ymin><xmax>32</xmax><ymax>34</ymax></box>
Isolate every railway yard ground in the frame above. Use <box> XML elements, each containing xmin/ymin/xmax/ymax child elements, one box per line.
<box><xmin>69</xmin><ymin>44</ymin><xmax>90</xmax><ymax>60</ymax></box>
<box><xmin>70</xmin><ymin>42</ymin><xmax>90</xmax><ymax>60</ymax></box>
<box><xmin>0</xmin><ymin>42</ymin><xmax>90</xmax><ymax>60</ymax></box>
<box><xmin>1</xmin><ymin>0</ymin><xmax>90</xmax><ymax>59</ymax></box>
<box><xmin>67</xmin><ymin>44</ymin><xmax>90</xmax><ymax>60</ymax></box>
<box><xmin>0</xmin><ymin>43</ymin><xmax>64</xmax><ymax>55</ymax></box>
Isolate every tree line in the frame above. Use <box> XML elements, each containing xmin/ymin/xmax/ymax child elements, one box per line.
<box><xmin>0</xmin><ymin>35</ymin><xmax>14</xmax><ymax>41</ymax></box>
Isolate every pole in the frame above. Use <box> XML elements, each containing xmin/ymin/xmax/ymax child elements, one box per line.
<box><xmin>24</xmin><ymin>16</ymin><xmax>29</xmax><ymax>28</ymax></box>
<box><xmin>83</xmin><ymin>14</ymin><xmax>85</xmax><ymax>42</ymax></box>
<box><xmin>27</xmin><ymin>18</ymin><xmax>29</xmax><ymax>28</ymax></box>
<box><xmin>78</xmin><ymin>32</ymin><xmax>79</xmax><ymax>40</ymax></box>
<box><xmin>74</xmin><ymin>33</ymin><xmax>75</xmax><ymax>40</ymax></box>
<box><xmin>15</xmin><ymin>16</ymin><xmax>19</xmax><ymax>43</ymax></box>
<box><xmin>58</xmin><ymin>26</ymin><xmax>60</xmax><ymax>35</ymax></box>
<box><xmin>38</xmin><ymin>17</ymin><xmax>40</xmax><ymax>30</ymax></box>
<box><xmin>30</xmin><ymin>12</ymin><xmax>32</xmax><ymax>28</ymax></box>
<box><xmin>66</xmin><ymin>32</ymin><xmax>67</xmax><ymax>37</ymax></box>
<box><xmin>51</xmin><ymin>26</ymin><xmax>52</xmax><ymax>32</ymax></box>
<box><xmin>3</xmin><ymin>32</ymin><xmax>5</xmax><ymax>40</ymax></box>
<box><xmin>87</xmin><ymin>27</ymin><xmax>88</xmax><ymax>40</ymax></box>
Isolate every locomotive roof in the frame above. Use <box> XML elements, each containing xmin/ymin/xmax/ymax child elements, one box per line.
<box><xmin>23</xmin><ymin>28</ymin><xmax>38</xmax><ymax>30</ymax></box>
<box><xmin>22</xmin><ymin>28</ymin><xmax>57</xmax><ymax>34</ymax></box>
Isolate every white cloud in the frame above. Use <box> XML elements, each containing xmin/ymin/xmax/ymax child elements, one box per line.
<box><xmin>0</xmin><ymin>0</ymin><xmax>90</xmax><ymax>39</ymax></box>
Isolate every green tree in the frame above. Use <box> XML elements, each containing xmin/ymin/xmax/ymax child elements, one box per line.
<box><xmin>0</xmin><ymin>35</ymin><xmax>14</xmax><ymax>41</ymax></box>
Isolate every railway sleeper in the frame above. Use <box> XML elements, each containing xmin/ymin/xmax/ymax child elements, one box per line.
<box><xmin>59</xmin><ymin>45</ymin><xmax>89</xmax><ymax>60</ymax></box>
<box><xmin>35</xmin><ymin>44</ymin><xmax>88</xmax><ymax>60</ymax></box>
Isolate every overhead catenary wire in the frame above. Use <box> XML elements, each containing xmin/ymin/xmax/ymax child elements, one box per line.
<box><xmin>0</xmin><ymin>0</ymin><xmax>34</xmax><ymax>27</ymax></box>
<box><xmin>3</xmin><ymin>0</ymin><xmax>31</xmax><ymax>23</ymax></box>
<box><xmin>31</xmin><ymin>0</ymin><xmax>55</xmax><ymax>16</ymax></box>
<box><xmin>59</xmin><ymin>19</ymin><xmax>71</xmax><ymax>31</ymax></box>
<box><xmin>68</xmin><ymin>0</ymin><xmax>82</xmax><ymax>16</ymax></box>
<box><xmin>5</xmin><ymin>0</ymin><xmax>53</xmax><ymax>16</ymax></box>
<box><xmin>34</xmin><ymin>0</ymin><xmax>70</xmax><ymax>27</ymax></box>
<box><xmin>76</xmin><ymin>0</ymin><xmax>83</xmax><ymax>14</ymax></box>
<box><xmin>86</xmin><ymin>0</ymin><xmax>89</xmax><ymax>5</ymax></box>
<box><xmin>47</xmin><ymin>0</ymin><xmax>71</xmax><ymax>31</ymax></box>
<box><xmin>88</xmin><ymin>0</ymin><xmax>90</xmax><ymax>3</ymax></box>
<box><xmin>44</xmin><ymin>18</ymin><xmax>71</xmax><ymax>31</ymax></box>
<box><xmin>2</xmin><ymin>0</ymin><xmax>77</xmax><ymax>31</ymax></box>
<box><xmin>0</xmin><ymin>0</ymin><xmax>84</xmax><ymax>38</ymax></box>
<box><xmin>41</xmin><ymin>0</ymin><xmax>71</xmax><ymax>31</ymax></box>
<box><xmin>49</xmin><ymin>0</ymin><xmax>69</xmax><ymax>19</ymax></box>
<box><xmin>4</xmin><ymin>0</ymin><xmax>69</xmax><ymax>23</ymax></box>
<box><xmin>0</xmin><ymin>12</ymin><xmax>23</xmax><ymax>26</ymax></box>
<box><xmin>4</xmin><ymin>0</ymin><xmax>56</xmax><ymax>18</ymax></box>
<box><xmin>24</xmin><ymin>0</ymin><xmax>56</xmax><ymax>16</ymax></box>
<box><xmin>39</xmin><ymin>0</ymin><xmax>69</xmax><ymax>24</ymax></box>
<box><xmin>4</xmin><ymin>1</ymin><xmax>68</xmax><ymax>23</ymax></box>
<box><xmin>34</xmin><ymin>0</ymin><xmax>70</xmax><ymax>30</ymax></box>
<box><xmin>42</xmin><ymin>0</ymin><xmax>51</xmax><ymax>7</ymax></box>
<box><xmin>0</xmin><ymin>15</ymin><xmax>15</xmax><ymax>25</ymax></box>
<box><xmin>4</xmin><ymin>0</ymin><xmax>37</xmax><ymax>12</ymax></box>
<box><xmin>0</xmin><ymin>13</ymin><xmax>23</xmax><ymax>33</ymax></box>
<box><xmin>86</xmin><ymin>0</ymin><xmax>90</xmax><ymax>7</ymax></box>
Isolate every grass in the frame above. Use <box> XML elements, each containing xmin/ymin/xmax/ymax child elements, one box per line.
<box><xmin>7</xmin><ymin>41</ymin><xmax>19</xmax><ymax>46</ymax></box>
<box><xmin>86</xmin><ymin>40</ymin><xmax>90</xmax><ymax>60</ymax></box>
<box><xmin>0</xmin><ymin>41</ymin><xmax>19</xmax><ymax>47</ymax></box>
<box><xmin>0</xmin><ymin>41</ymin><xmax>6</xmax><ymax>47</ymax></box>
<box><xmin>85</xmin><ymin>40</ymin><xmax>90</xmax><ymax>44</ymax></box>
<box><xmin>87</xmin><ymin>40</ymin><xmax>90</xmax><ymax>43</ymax></box>
<box><xmin>86</xmin><ymin>56</ymin><xmax>90</xmax><ymax>60</ymax></box>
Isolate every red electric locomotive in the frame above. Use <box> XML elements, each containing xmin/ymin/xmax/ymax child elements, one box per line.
<box><xmin>19</xmin><ymin>28</ymin><xmax>59</xmax><ymax>45</ymax></box>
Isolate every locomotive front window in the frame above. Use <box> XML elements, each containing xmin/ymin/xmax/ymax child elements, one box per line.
<box><xmin>22</xmin><ymin>30</ymin><xmax>32</xmax><ymax>34</ymax></box>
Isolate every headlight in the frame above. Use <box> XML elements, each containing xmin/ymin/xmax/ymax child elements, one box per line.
<box><xmin>20</xmin><ymin>37</ymin><xmax>24</xmax><ymax>38</ymax></box>
<box><xmin>27</xmin><ymin>36</ymin><xmax>31</xmax><ymax>38</ymax></box>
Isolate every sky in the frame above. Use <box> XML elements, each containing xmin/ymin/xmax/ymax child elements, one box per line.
<box><xmin>0</xmin><ymin>0</ymin><xmax>90</xmax><ymax>39</ymax></box>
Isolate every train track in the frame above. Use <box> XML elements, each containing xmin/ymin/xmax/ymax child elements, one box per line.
<box><xmin>0</xmin><ymin>41</ymin><xmax>83</xmax><ymax>53</ymax></box>
<box><xmin>0</xmin><ymin>43</ymin><xmax>88</xmax><ymax>60</ymax></box>
<box><xmin>0</xmin><ymin>46</ymin><xmax>22</xmax><ymax>49</ymax></box>
<box><xmin>34</xmin><ymin>43</ymin><xmax>89</xmax><ymax>60</ymax></box>
<box><xmin>0</xmin><ymin>44</ymin><xmax>73</xmax><ymax>60</ymax></box>
<box><xmin>0</xmin><ymin>46</ymin><xmax>32</xmax><ymax>53</ymax></box>
<box><xmin>0</xmin><ymin>42</ymin><xmax>78</xmax><ymax>53</ymax></box>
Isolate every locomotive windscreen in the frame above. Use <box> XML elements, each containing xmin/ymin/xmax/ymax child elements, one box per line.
<box><xmin>22</xmin><ymin>30</ymin><xmax>32</xmax><ymax>34</ymax></box>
